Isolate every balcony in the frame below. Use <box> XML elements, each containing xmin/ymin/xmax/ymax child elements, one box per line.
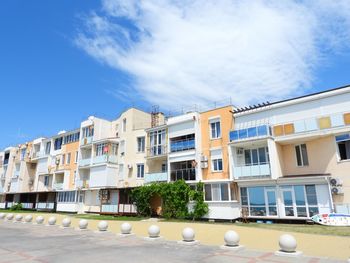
<box><xmin>170</xmin><ymin>168</ymin><xmax>196</xmax><ymax>181</ymax></box>
<box><xmin>147</xmin><ymin>145</ymin><xmax>167</xmax><ymax>158</ymax></box>
<box><xmin>230</xmin><ymin>125</ymin><xmax>270</xmax><ymax>142</ymax></box>
<box><xmin>93</xmin><ymin>155</ymin><xmax>118</xmax><ymax>165</ymax></box>
<box><xmin>79</xmin><ymin>158</ymin><xmax>91</xmax><ymax>167</ymax></box>
<box><xmin>144</xmin><ymin>172</ymin><xmax>168</xmax><ymax>183</ymax></box>
<box><xmin>36</xmin><ymin>202</ymin><xmax>55</xmax><ymax>210</ymax></box>
<box><xmin>80</xmin><ymin>136</ymin><xmax>93</xmax><ymax>146</ymax></box>
<box><xmin>170</xmin><ymin>139</ymin><xmax>195</xmax><ymax>152</ymax></box>
<box><xmin>233</xmin><ymin>164</ymin><xmax>271</xmax><ymax>179</ymax></box>
<box><xmin>53</xmin><ymin>182</ymin><xmax>63</xmax><ymax>190</ymax></box>
<box><xmin>76</xmin><ymin>179</ymin><xmax>89</xmax><ymax>189</ymax></box>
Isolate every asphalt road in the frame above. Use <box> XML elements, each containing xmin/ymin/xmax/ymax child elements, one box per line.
<box><xmin>0</xmin><ymin>221</ymin><xmax>344</xmax><ymax>263</ymax></box>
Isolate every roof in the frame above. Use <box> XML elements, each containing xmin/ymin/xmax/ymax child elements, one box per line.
<box><xmin>233</xmin><ymin>84</ymin><xmax>350</xmax><ymax>114</ymax></box>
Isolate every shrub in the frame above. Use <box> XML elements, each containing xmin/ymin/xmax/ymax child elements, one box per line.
<box><xmin>10</xmin><ymin>203</ymin><xmax>23</xmax><ymax>211</ymax></box>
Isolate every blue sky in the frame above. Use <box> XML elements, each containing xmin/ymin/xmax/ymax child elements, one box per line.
<box><xmin>1</xmin><ymin>0</ymin><xmax>350</xmax><ymax>150</ymax></box>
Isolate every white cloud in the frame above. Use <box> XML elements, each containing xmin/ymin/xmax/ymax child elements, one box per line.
<box><xmin>75</xmin><ymin>0</ymin><xmax>350</xmax><ymax>109</ymax></box>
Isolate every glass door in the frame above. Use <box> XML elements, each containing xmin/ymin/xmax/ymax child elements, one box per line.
<box><xmin>282</xmin><ymin>188</ymin><xmax>295</xmax><ymax>217</ymax></box>
<box><xmin>265</xmin><ymin>188</ymin><xmax>277</xmax><ymax>216</ymax></box>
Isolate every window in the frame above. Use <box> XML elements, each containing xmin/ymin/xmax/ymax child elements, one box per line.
<box><xmin>82</xmin><ymin>126</ymin><xmax>94</xmax><ymax>138</ymax></box>
<box><xmin>150</xmin><ymin>129</ymin><xmax>166</xmax><ymax>156</ymax></box>
<box><xmin>170</xmin><ymin>134</ymin><xmax>195</xmax><ymax>152</ymax></box>
<box><xmin>45</xmin><ymin>142</ymin><xmax>51</xmax><ymax>155</ymax></box>
<box><xmin>20</xmin><ymin>148</ymin><xmax>26</xmax><ymax>161</ymax></box>
<box><xmin>204</xmin><ymin>183</ymin><xmax>229</xmax><ymax>201</ymax></box>
<box><xmin>61</xmin><ymin>154</ymin><xmax>65</xmax><ymax>165</ymax></box>
<box><xmin>137</xmin><ymin>137</ymin><xmax>145</xmax><ymax>152</ymax></box>
<box><xmin>161</xmin><ymin>162</ymin><xmax>167</xmax><ymax>172</ymax></box>
<box><xmin>120</xmin><ymin>140</ymin><xmax>125</xmax><ymax>155</ymax></box>
<box><xmin>244</xmin><ymin>147</ymin><xmax>269</xmax><ymax>165</ymax></box>
<box><xmin>57</xmin><ymin>191</ymin><xmax>77</xmax><ymax>203</ymax></box>
<box><xmin>73</xmin><ymin>170</ymin><xmax>77</xmax><ymax>184</ymax></box>
<box><xmin>212</xmin><ymin>159</ymin><xmax>223</xmax><ymax>171</ymax></box>
<box><xmin>137</xmin><ymin>164</ymin><xmax>144</xmax><ymax>178</ymax></box>
<box><xmin>110</xmin><ymin>143</ymin><xmax>118</xmax><ymax>156</ymax></box>
<box><xmin>75</xmin><ymin>151</ymin><xmax>79</xmax><ymax>163</ymax></box>
<box><xmin>66</xmin><ymin>153</ymin><xmax>71</xmax><ymax>164</ymax></box>
<box><xmin>96</xmin><ymin>143</ymin><xmax>108</xmax><ymax>156</ymax></box>
<box><xmin>122</xmin><ymin>118</ymin><xmax>127</xmax><ymax>132</ymax></box>
<box><xmin>295</xmin><ymin>144</ymin><xmax>309</xmax><ymax>166</ymax></box>
<box><xmin>63</xmin><ymin>132</ymin><xmax>80</xmax><ymax>144</ymax></box>
<box><xmin>335</xmin><ymin>134</ymin><xmax>350</xmax><ymax>160</ymax></box>
<box><xmin>210</xmin><ymin>119</ymin><xmax>221</xmax><ymax>139</ymax></box>
<box><xmin>44</xmin><ymin>176</ymin><xmax>49</xmax><ymax>186</ymax></box>
<box><xmin>54</xmin><ymin>137</ymin><xmax>63</xmax><ymax>150</ymax></box>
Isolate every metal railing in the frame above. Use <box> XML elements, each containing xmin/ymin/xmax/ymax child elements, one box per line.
<box><xmin>170</xmin><ymin>168</ymin><xmax>196</xmax><ymax>181</ymax></box>
<box><xmin>36</xmin><ymin>202</ymin><xmax>55</xmax><ymax>210</ymax></box>
<box><xmin>170</xmin><ymin>139</ymin><xmax>195</xmax><ymax>152</ymax></box>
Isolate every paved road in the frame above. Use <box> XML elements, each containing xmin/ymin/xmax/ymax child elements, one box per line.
<box><xmin>0</xmin><ymin>221</ymin><xmax>344</xmax><ymax>263</ymax></box>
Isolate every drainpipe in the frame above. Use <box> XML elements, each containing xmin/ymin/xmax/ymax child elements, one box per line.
<box><xmin>326</xmin><ymin>177</ymin><xmax>335</xmax><ymax>213</ymax></box>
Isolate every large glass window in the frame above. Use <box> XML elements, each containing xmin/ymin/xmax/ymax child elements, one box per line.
<box><xmin>149</xmin><ymin>129</ymin><xmax>166</xmax><ymax>156</ymax></box>
<box><xmin>335</xmin><ymin>134</ymin><xmax>350</xmax><ymax>160</ymax></box>
<box><xmin>137</xmin><ymin>164</ymin><xmax>144</xmax><ymax>178</ymax></box>
<box><xmin>244</xmin><ymin>147</ymin><xmax>269</xmax><ymax>166</ymax></box>
<box><xmin>82</xmin><ymin>126</ymin><xmax>94</xmax><ymax>138</ymax></box>
<box><xmin>295</xmin><ymin>144</ymin><xmax>309</xmax><ymax>166</ymax></box>
<box><xmin>96</xmin><ymin>143</ymin><xmax>108</xmax><ymax>156</ymax></box>
<box><xmin>54</xmin><ymin>137</ymin><xmax>63</xmax><ymax>150</ymax></box>
<box><xmin>204</xmin><ymin>183</ymin><xmax>230</xmax><ymax>201</ymax></box>
<box><xmin>57</xmin><ymin>191</ymin><xmax>77</xmax><ymax>203</ymax></box>
<box><xmin>45</xmin><ymin>142</ymin><xmax>51</xmax><ymax>155</ymax></box>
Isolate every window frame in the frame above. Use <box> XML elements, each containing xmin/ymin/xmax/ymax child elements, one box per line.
<box><xmin>137</xmin><ymin>136</ymin><xmax>145</xmax><ymax>153</ymax></box>
<box><xmin>209</xmin><ymin>118</ymin><xmax>221</xmax><ymax>139</ymax></box>
<box><xmin>204</xmin><ymin>183</ymin><xmax>230</xmax><ymax>202</ymax></box>
<box><xmin>295</xmin><ymin>143</ymin><xmax>309</xmax><ymax>167</ymax></box>
<box><xmin>137</xmin><ymin>163</ymin><xmax>145</xmax><ymax>178</ymax></box>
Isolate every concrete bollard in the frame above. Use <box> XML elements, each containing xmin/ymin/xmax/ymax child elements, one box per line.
<box><xmin>97</xmin><ymin>221</ymin><xmax>108</xmax><ymax>231</ymax></box>
<box><xmin>62</xmin><ymin>217</ymin><xmax>71</xmax><ymax>228</ymax></box>
<box><xmin>47</xmin><ymin>216</ymin><xmax>57</xmax><ymax>226</ymax></box>
<box><xmin>0</xmin><ymin>213</ymin><xmax>6</xmax><ymax>219</ymax></box>
<box><xmin>148</xmin><ymin>225</ymin><xmax>160</xmax><ymax>238</ymax></box>
<box><xmin>6</xmin><ymin>213</ymin><xmax>14</xmax><ymax>221</ymax></box>
<box><xmin>14</xmin><ymin>214</ymin><xmax>23</xmax><ymax>222</ymax></box>
<box><xmin>178</xmin><ymin>227</ymin><xmax>199</xmax><ymax>245</ymax></box>
<box><xmin>220</xmin><ymin>230</ymin><xmax>244</xmax><ymax>251</ymax></box>
<box><xmin>24</xmin><ymin>215</ymin><xmax>33</xmax><ymax>223</ymax></box>
<box><xmin>120</xmin><ymin>222</ymin><xmax>132</xmax><ymax>234</ymax></box>
<box><xmin>275</xmin><ymin>234</ymin><xmax>302</xmax><ymax>257</ymax></box>
<box><xmin>78</xmin><ymin>219</ymin><xmax>88</xmax><ymax>230</ymax></box>
<box><xmin>35</xmin><ymin>216</ymin><xmax>44</xmax><ymax>224</ymax></box>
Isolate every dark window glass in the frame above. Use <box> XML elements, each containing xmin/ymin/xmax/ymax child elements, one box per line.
<box><xmin>248</xmin><ymin>187</ymin><xmax>265</xmax><ymax>206</ymax></box>
<box><xmin>205</xmin><ymin>184</ymin><xmax>212</xmax><ymax>201</ymax></box>
<box><xmin>294</xmin><ymin>186</ymin><xmax>306</xmax><ymax>206</ymax></box>
<box><xmin>220</xmin><ymin>184</ymin><xmax>229</xmax><ymax>201</ymax></box>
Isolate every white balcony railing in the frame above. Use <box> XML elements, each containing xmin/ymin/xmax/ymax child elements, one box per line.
<box><xmin>80</xmin><ymin>136</ymin><xmax>93</xmax><ymax>146</ymax></box>
<box><xmin>22</xmin><ymin>203</ymin><xmax>35</xmax><ymax>209</ymax></box>
<box><xmin>36</xmin><ymin>202</ymin><xmax>55</xmax><ymax>210</ymax></box>
<box><xmin>144</xmin><ymin>172</ymin><xmax>168</xmax><ymax>183</ymax></box>
<box><xmin>233</xmin><ymin>164</ymin><xmax>271</xmax><ymax>179</ymax></box>
<box><xmin>93</xmin><ymin>155</ymin><xmax>118</xmax><ymax>165</ymax></box>
<box><xmin>78</xmin><ymin>158</ymin><xmax>91</xmax><ymax>167</ymax></box>
<box><xmin>53</xmin><ymin>183</ymin><xmax>63</xmax><ymax>190</ymax></box>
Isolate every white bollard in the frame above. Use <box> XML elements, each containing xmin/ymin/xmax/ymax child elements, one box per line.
<box><xmin>120</xmin><ymin>222</ymin><xmax>132</xmax><ymax>234</ymax></box>
<box><xmin>148</xmin><ymin>225</ymin><xmax>160</xmax><ymax>238</ymax></box>
<box><xmin>275</xmin><ymin>234</ymin><xmax>302</xmax><ymax>257</ymax></box>
<box><xmin>178</xmin><ymin>227</ymin><xmax>199</xmax><ymax>245</ymax></box>
<box><xmin>0</xmin><ymin>213</ymin><xmax>6</xmax><ymax>219</ymax></box>
<box><xmin>47</xmin><ymin>216</ymin><xmax>56</xmax><ymax>226</ymax></box>
<box><xmin>220</xmin><ymin>230</ymin><xmax>244</xmax><ymax>251</ymax></box>
<box><xmin>24</xmin><ymin>215</ymin><xmax>33</xmax><ymax>223</ymax></box>
<box><xmin>35</xmin><ymin>216</ymin><xmax>44</xmax><ymax>224</ymax></box>
<box><xmin>14</xmin><ymin>214</ymin><xmax>23</xmax><ymax>222</ymax></box>
<box><xmin>6</xmin><ymin>213</ymin><xmax>14</xmax><ymax>221</ymax></box>
<box><xmin>78</xmin><ymin>219</ymin><xmax>88</xmax><ymax>230</ymax></box>
<box><xmin>62</xmin><ymin>217</ymin><xmax>71</xmax><ymax>228</ymax></box>
<box><xmin>97</xmin><ymin>221</ymin><xmax>108</xmax><ymax>231</ymax></box>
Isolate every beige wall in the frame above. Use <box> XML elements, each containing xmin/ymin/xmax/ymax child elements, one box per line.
<box><xmin>279</xmin><ymin>135</ymin><xmax>350</xmax><ymax>203</ymax></box>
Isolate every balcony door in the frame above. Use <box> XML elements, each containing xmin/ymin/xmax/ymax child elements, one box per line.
<box><xmin>282</xmin><ymin>188</ymin><xmax>296</xmax><ymax>217</ymax></box>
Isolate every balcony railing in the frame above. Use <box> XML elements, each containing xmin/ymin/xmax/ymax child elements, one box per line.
<box><xmin>147</xmin><ymin>145</ymin><xmax>167</xmax><ymax>157</ymax></box>
<box><xmin>93</xmin><ymin>155</ymin><xmax>118</xmax><ymax>165</ymax></box>
<box><xmin>53</xmin><ymin>182</ymin><xmax>63</xmax><ymax>190</ymax></box>
<box><xmin>75</xmin><ymin>179</ymin><xmax>89</xmax><ymax>189</ymax></box>
<box><xmin>144</xmin><ymin>172</ymin><xmax>168</xmax><ymax>183</ymax></box>
<box><xmin>233</xmin><ymin>164</ymin><xmax>271</xmax><ymax>179</ymax></box>
<box><xmin>230</xmin><ymin>125</ymin><xmax>270</xmax><ymax>142</ymax></box>
<box><xmin>170</xmin><ymin>168</ymin><xmax>196</xmax><ymax>181</ymax></box>
<box><xmin>170</xmin><ymin>139</ymin><xmax>195</xmax><ymax>152</ymax></box>
<box><xmin>36</xmin><ymin>202</ymin><xmax>55</xmax><ymax>210</ymax></box>
<box><xmin>79</xmin><ymin>158</ymin><xmax>91</xmax><ymax>167</ymax></box>
<box><xmin>22</xmin><ymin>203</ymin><xmax>35</xmax><ymax>209</ymax></box>
<box><xmin>100</xmin><ymin>204</ymin><xmax>137</xmax><ymax>214</ymax></box>
<box><xmin>80</xmin><ymin>136</ymin><xmax>93</xmax><ymax>146</ymax></box>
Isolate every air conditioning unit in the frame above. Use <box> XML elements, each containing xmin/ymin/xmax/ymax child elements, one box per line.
<box><xmin>200</xmin><ymin>162</ymin><xmax>208</xmax><ymax>169</ymax></box>
<box><xmin>201</xmin><ymin>155</ymin><xmax>208</xmax><ymax>162</ymax></box>
<box><xmin>127</xmin><ymin>164</ymin><xmax>133</xmax><ymax>169</ymax></box>
<box><xmin>331</xmin><ymin>186</ymin><xmax>344</xmax><ymax>195</ymax></box>
<box><xmin>236</xmin><ymin>148</ymin><xmax>244</xmax><ymax>155</ymax></box>
<box><xmin>330</xmin><ymin>177</ymin><xmax>343</xmax><ymax>186</ymax></box>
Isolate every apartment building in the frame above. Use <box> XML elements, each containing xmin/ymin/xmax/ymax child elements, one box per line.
<box><xmin>199</xmin><ymin>106</ymin><xmax>240</xmax><ymax>219</ymax></box>
<box><xmin>77</xmin><ymin>108</ymin><xmax>151</xmax><ymax>214</ymax></box>
<box><xmin>228</xmin><ymin>85</ymin><xmax>350</xmax><ymax>219</ymax></box>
